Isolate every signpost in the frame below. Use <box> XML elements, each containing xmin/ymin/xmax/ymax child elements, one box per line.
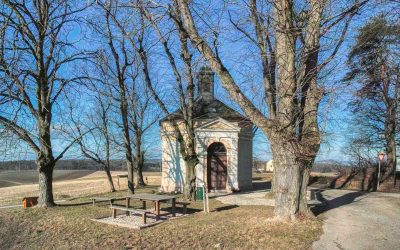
<box><xmin>377</xmin><ymin>152</ymin><xmax>385</xmax><ymax>190</ymax></box>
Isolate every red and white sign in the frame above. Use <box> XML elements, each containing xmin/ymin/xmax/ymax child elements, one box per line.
<box><xmin>378</xmin><ymin>152</ymin><xmax>385</xmax><ymax>161</ymax></box>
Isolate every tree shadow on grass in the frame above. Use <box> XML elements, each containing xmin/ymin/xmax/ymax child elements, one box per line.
<box><xmin>311</xmin><ymin>190</ymin><xmax>366</xmax><ymax>216</ymax></box>
<box><xmin>57</xmin><ymin>201</ymin><xmax>93</xmax><ymax>207</ymax></box>
<box><xmin>162</xmin><ymin>206</ymin><xmax>203</xmax><ymax>215</ymax></box>
<box><xmin>214</xmin><ymin>204</ymin><xmax>239</xmax><ymax>212</ymax></box>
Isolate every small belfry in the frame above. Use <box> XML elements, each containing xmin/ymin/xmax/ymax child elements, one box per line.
<box><xmin>160</xmin><ymin>66</ymin><xmax>254</xmax><ymax>193</ymax></box>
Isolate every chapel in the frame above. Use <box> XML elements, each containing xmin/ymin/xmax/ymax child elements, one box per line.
<box><xmin>160</xmin><ymin>66</ymin><xmax>253</xmax><ymax>193</ymax></box>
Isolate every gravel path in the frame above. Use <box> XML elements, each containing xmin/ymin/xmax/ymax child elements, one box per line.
<box><xmin>215</xmin><ymin>190</ymin><xmax>275</xmax><ymax>206</ymax></box>
<box><xmin>313</xmin><ymin>189</ymin><xmax>400</xmax><ymax>250</ymax></box>
<box><xmin>94</xmin><ymin>212</ymin><xmax>185</xmax><ymax>229</ymax></box>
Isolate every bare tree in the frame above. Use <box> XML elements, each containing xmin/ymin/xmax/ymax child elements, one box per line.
<box><xmin>168</xmin><ymin>0</ymin><xmax>368</xmax><ymax>219</ymax></box>
<box><xmin>88</xmin><ymin>1</ymin><xmax>137</xmax><ymax>193</ymax></box>
<box><xmin>94</xmin><ymin>0</ymin><xmax>199</xmax><ymax>197</ymax></box>
<box><xmin>138</xmin><ymin>1</ymin><xmax>200</xmax><ymax>199</ymax></box>
<box><xmin>91</xmin><ymin>0</ymin><xmax>160</xmax><ymax>190</ymax></box>
<box><xmin>127</xmin><ymin>72</ymin><xmax>160</xmax><ymax>187</ymax></box>
<box><xmin>344</xmin><ymin>15</ymin><xmax>400</xmax><ymax>181</ymax></box>
<box><xmin>0</xmin><ymin>0</ymin><xmax>90</xmax><ymax>206</ymax></box>
<box><xmin>70</xmin><ymin>82</ymin><xmax>117</xmax><ymax>192</ymax></box>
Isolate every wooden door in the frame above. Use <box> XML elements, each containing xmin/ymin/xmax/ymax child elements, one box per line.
<box><xmin>207</xmin><ymin>143</ymin><xmax>227</xmax><ymax>191</ymax></box>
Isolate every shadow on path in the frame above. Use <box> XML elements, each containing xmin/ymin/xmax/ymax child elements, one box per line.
<box><xmin>252</xmin><ymin>181</ymin><xmax>271</xmax><ymax>191</ymax></box>
<box><xmin>312</xmin><ymin>190</ymin><xmax>366</xmax><ymax>216</ymax></box>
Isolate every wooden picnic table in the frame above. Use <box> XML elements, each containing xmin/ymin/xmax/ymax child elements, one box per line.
<box><xmin>125</xmin><ymin>193</ymin><xmax>177</xmax><ymax>219</ymax></box>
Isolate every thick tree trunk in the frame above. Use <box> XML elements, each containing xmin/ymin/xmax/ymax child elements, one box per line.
<box><xmin>299</xmin><ymin>166</ymin><xmax>312</xmax><ymax>216</ymax></box>
<box><xmin>37</xmin><ymin>109</ymin><xmax>56</xmax><ymax>207</ymax></box>
<box><xmin>272</xmin><ymin>152</ymin><xmax>301</xmax><ymax>220</ymax></box>
<box><xmin>271</xmin><ymin>138</ymin><xmax>311</xmax><ymax>220</ymax></box>
<box><xmin>37</xmin><ymin>163</ymin><xmax>55</xmax><ymax>207</ymax></box>
<box><xmin>184</xmin><ymin>156</ymin><xmax>197</xmax><ymax>200</ymax></box>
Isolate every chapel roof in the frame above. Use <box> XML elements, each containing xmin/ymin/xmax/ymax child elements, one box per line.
<box><xmin>160</xmin><ymin>97</ymin><xmax>251</xmax><ymax>123</ymax></box>
<box><xmin>160</xmin><ymin>66</ymin><xmax>251</xmax><ymax>125</ymax></box>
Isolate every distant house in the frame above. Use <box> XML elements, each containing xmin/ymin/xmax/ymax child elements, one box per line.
<box><xmin>160</xmin><ymin>67</ymin><xmax>253</xmax><ymax>193</ymax></box>
<box><xmin>397</xmin><ymin>157</ymin><xmax>400</xmax><ymax>172</ymax></box>
<box><xmin>266</xmin><ymin>160</ymin><xmax>274</xmax><ymax>172</ymax></box>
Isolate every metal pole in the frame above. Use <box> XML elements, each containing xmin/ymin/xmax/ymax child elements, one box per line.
<box><xmin>377</xmin><ymin>160</ymin><xmax>381</xmax><ymax>191</ymax></box>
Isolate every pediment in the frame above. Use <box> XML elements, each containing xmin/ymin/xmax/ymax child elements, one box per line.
<box><xmin>195</xmin><ymin>117</ymin><xmax>240</xmax><ymax>132</ymax></box>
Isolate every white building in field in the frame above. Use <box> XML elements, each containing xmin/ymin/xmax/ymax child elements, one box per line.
<box><xmin>160</xmin><ymin>67</ymin><xmax>253</xmax><ymax>193</ymax></box>
<box><xmin>266</xmin><ymin>160</ymin><xmax>274</xmax><ymax>172</ymax></box>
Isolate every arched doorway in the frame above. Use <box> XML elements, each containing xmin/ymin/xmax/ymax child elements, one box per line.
<box><xmin>207</xmin><ymin>142</ymin><xmax>227</xmax><ymax>191</ymax></box>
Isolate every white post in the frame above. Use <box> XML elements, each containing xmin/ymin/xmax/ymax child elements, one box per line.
<box><xmin>377</xmin><ymin>160</ymin><xmax>381</xmax><ymax>191</ymax></box>
<box><xmin>205</xmin><ymin>185</ymin><xmax>210</xmax><ymax>213</ymax></box>
<box><xmin>203</xmin><ymin>185</ymin><xmax>206</xmax><ymax>212</ymax></box>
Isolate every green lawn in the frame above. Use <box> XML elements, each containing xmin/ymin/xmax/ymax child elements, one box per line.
<box><xmin>0</xmin><ymin>186</ymin><xmax>322</xmax><ymax>249</ymax></box>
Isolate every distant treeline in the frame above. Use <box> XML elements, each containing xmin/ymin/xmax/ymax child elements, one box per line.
<box><xmin>0</xmin><ymin>159</ymin><xmax>161</xmax><ymax>172</ymax></box>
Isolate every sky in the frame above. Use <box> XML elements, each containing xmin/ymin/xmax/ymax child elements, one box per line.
<box><xmin>0</xmin><ymin>0</ymin><xmax>398</xmax><ymax>164</ymax></box>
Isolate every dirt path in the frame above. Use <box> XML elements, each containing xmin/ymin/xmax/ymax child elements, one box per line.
<box><xmin>215</xmin><ymin>190</ymin><xmax>275</xmax><ymax>206</ymax></box>
<box><xmin>313</xmin><ymin>189</ymin><xmax>400</xmax><ymax>250</ymax></box>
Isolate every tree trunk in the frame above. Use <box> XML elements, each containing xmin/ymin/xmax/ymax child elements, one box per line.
<box><xmin>37</xmin><ymin>110</ymin><xmax>56</xmax><ymax>207</ymax></box>
<box><xmin>273</xmin><ymin>153</ymin><xmax>301</xmax><ymax>220</ymax></box>
<box><xmin>37</xmin><ymin>165</ymin><xmax>55</xmax><ymax>207</ymax></box>
<box><xmin>383</xmin><ymin>109</ymin><xmax>396</xmax><ymax>181</ymax></box>
<box><xmin>184</xmin><ymin>156</ymin><xmax>197</xmax><ymax>200</ymax></box>
<box><xmin>136</xmin><ymin>151</ymin><xmax>146</xmax><ymax>187</ymax></box>
<box><xmin>119</xmin><ymin>86</ymin><xmax>135</xmax><ymax>194</ymax></box>
<box><xmin>271</xmin><ymin>138</ymin><xmax>310</xmax><ymax>220</ymax></box>
<box><xmin>299</xmin><ymin>166</ymin><xmax>312</xmax><ymax>216</ymax></box>
<box><xmin>105</xmin><ymin>165</ymin><xmax>116</xmax><ymax>192</ymax></box>
<box><xmin>127</xmin><ymin>160</ymin><xmax>135</xmax><ymax>194</ymax></box>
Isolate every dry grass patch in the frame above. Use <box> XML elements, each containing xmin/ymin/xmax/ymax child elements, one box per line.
<box><xmin>0</xmin><ymin>187</ymin><xmax>322</xmax><ymax>249</ymax></box>
<box><xmin>0</xmin><ymin>171</ymin><xmax>161</xmax><ymax>206</ymax></box>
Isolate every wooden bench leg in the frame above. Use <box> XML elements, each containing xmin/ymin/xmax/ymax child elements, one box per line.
<box><xmin>183</xmin><ymin>204</ymin><xmax>187</xmax><ymax>214</ymax></box>
<box><xmin>171</xmin><ymin>198</ymin><xmax>176</xmax><ymax>217</ymax></box>
<box><xmin>142</xmin><ymin>200</ymin><xmax>146</xmax><ymax>209</ymax></box>
<box><xmin>92</xmin><ymin>199</ymin><xmax>95</xmax><ymax>206</ymax></box>
<box><xmin>126</xmin><ymin>198</ymin><xmax>130</xmax><ymax>216</ymax></box>
<box><xmin>155</xmin><ymin>202</ymin><xmax>160</xmax><ymax>220</ymax></box>
<box><xmin>143</xmin><ymin>212</ymin><xmax>148</xmax><ymax>224</ymax></box>
<box><xmin>112</xmin><ymin>208</ymin><xmax>117</xmax><ymax>219</ymax></box>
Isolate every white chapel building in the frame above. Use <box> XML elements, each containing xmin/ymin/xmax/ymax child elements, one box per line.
<box><xmin>160</xmin><ymin>66</ymin><xmax>253</xmax><ymax>193</ymax></box>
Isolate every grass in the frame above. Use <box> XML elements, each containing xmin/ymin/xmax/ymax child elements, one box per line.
<box><xmin>0</xmin><ymin>186</ymin><xmax>322</xmax><ymax>249</ymax></box>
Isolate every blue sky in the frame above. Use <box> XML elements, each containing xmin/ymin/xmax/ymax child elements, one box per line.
<box><xmin>0</xmin><ymin>1</ymin><xmax>397</xmax><ymax>164</ymax></box>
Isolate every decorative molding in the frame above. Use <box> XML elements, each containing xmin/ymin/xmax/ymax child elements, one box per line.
<box><xmin>195</xmin><ymin>117</ymin><xmax>241</xmax><ymax>132</ymax></box>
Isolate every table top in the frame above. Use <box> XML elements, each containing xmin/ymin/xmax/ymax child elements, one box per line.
<box><xmin>126</xmin><ymin>193</ymin><xmax>177</xmax><ymax>201</ymax></box>
<box><xmin>116</xmin><ymin>174</ymin><xmax>128</xmax><ymax>178</ymax></box>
